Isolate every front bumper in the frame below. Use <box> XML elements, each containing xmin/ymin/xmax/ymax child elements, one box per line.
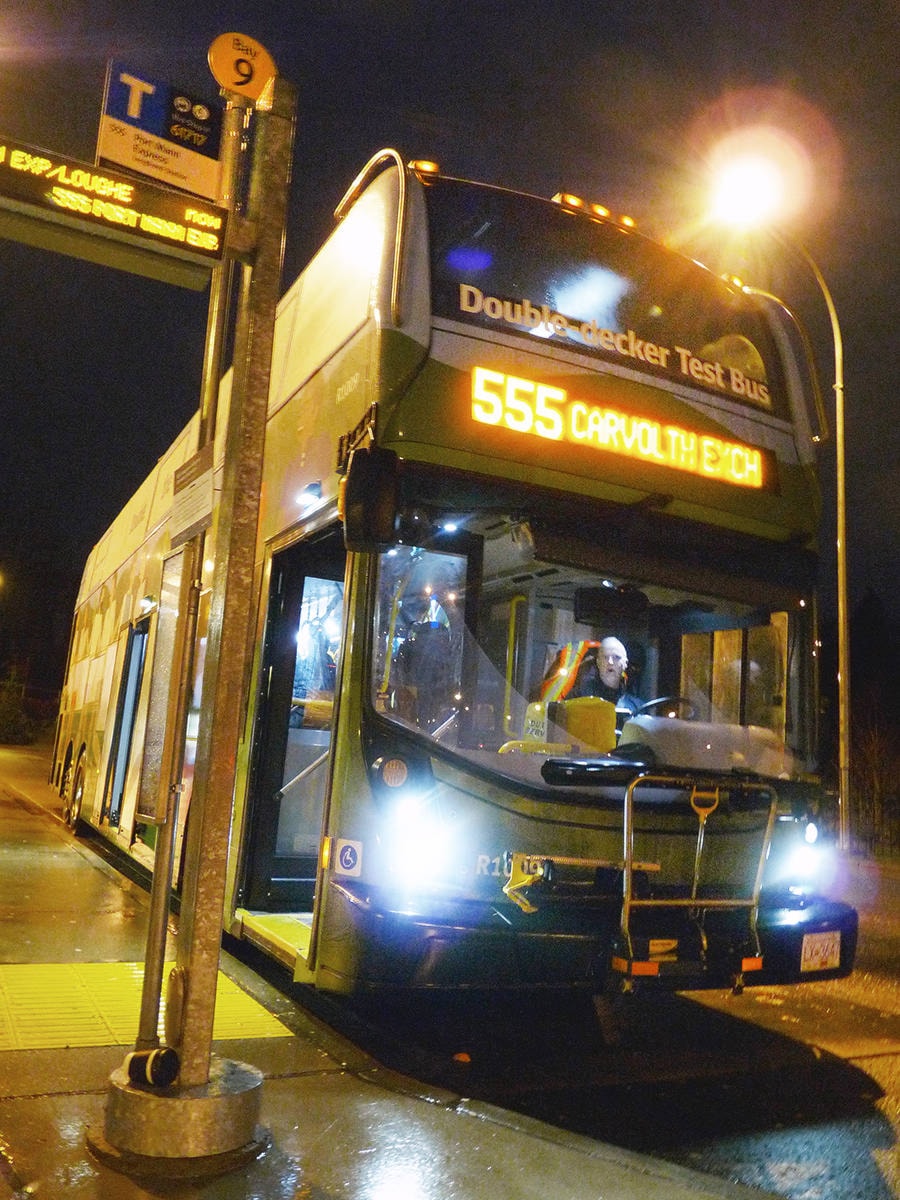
<box><xmin>316</xmin><ymin>879</ymin><xmax>858</xmax><ymax>993</ymax></box>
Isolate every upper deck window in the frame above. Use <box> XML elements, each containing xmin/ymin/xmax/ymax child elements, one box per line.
<box><xmin>426</xmin><ymin>178</ymin><xmax>787</xmax><ymax>416</ymax></box>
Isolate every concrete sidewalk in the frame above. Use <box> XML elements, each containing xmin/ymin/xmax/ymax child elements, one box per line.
<box><xmin>0</xmin><ymin>739</ymin><xmax>778</xmax><ymax>1200</ymax></box>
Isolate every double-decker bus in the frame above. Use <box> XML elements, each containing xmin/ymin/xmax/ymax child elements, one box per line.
<box><xmin>53</xmin><ymin>149</ymin><xmax>857</xmax><ymax>1005</ymax></box>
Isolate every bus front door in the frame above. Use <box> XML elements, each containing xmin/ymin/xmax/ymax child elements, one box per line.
<box><xmin>240</xmin><ymin>532</ymin><xmax>346</xmax><ymax>960</ymax></box>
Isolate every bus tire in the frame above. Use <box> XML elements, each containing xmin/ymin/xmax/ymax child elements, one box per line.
<box><xmin>592</xmin><ymin>983</ymin><xmax>631</xmax><ymax>1046</ymax></box>
<box><xmin>64</xmin><ymin>756</ymin><xmax>86</xmax><ymax>832</ymax></box>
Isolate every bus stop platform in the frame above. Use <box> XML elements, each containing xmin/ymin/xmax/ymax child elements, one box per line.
<box><xmin>0</xmin><ymin>739</ymin><xmax>778</xmax><ymax>1200</ymax></box>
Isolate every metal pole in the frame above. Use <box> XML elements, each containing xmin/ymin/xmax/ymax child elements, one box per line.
<box><xmin>793</xmin><ymin>242</ymin><xmax>850</xmax><ymax>852</ymax></box>
<box><xmin>171</xmin><ymin>75</ymin><xmax>296</xmax><ymax>1088</ymax></box>
<box><xmin>746</xmin><ymin>232</ymin><xmax>850</xmax><ymax>850</ymax></box>
<box><xmin>135</xmin><ymin>538</ymin><xmax>198</xmax><ymax>1049</ymax></box>
<box><xmin>132</xmin><ymin>94</ymin><xmax>249</xmax><ymax>1053</ymax></box>
<box><xmin>198</xmin><ymin>96</ymin><xmax>250</xmax><ymax>445</ymax></box>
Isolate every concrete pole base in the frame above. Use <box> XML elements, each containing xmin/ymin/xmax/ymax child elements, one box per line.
<box><xmin>88</xmin><ymin>1055</ymin><xmax>268</xmax><ymax>1181</ymax></box>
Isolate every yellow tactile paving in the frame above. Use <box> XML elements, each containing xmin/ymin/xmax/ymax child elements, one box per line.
<box><xmin>0</xmin><ymin>962</ymin><xmax>292</xmax><ymax>1050</ymax></box>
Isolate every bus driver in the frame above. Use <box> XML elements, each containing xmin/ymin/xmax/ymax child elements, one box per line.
<box><xmin>541</xmin><ymin>635</ymin><xmax>640</xmax><ymax>718</ymax></box>
<box><xmin>595</xmin><ymin>636</ymin><xmax>640</xmax><ymax>716</ymax></box>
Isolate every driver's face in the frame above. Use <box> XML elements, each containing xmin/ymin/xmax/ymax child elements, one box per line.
<box><xmin>598</xmin><ymin>638</ymin><xmax>627</xmax><ymax>690</ymax></box>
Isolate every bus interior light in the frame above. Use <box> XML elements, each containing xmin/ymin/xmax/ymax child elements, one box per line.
<box><xmin>590</xmin><ymin>202</ymin><xmax>611</xmax><ymax>219</ymax></box>
<box><xmin>619</xmin><ymin>214</ymin><xmax>636</xmax><ymax>228</ymax></box>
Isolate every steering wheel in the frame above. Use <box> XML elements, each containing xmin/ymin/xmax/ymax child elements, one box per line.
<box><xmin>636</xmin><ymin>696</ymin><xmax>697</xmax><ymax>719</ymax></box>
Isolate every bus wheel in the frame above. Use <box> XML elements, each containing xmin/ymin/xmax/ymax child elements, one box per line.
<box><xmin>64</xmin><ymin>758</ymin><xmax>85</xmax><ymax>832</ymax></box>
<box><xmin>592</xmin><ymin>981</ymin><xmax>631</xmax><ymax>1046</ymax></box>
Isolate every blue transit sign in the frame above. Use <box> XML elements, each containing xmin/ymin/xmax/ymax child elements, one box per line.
<box><xmin>98</xmin><ymin>63</ymin><xmax>223</xmax><ymax>201</ymax></box>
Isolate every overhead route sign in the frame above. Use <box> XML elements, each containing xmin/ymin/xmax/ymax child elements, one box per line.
<box><xmin>98</xmin><ymin>63</ymin><xmax>223</xmax><ymax>201</ymax></box>
<box><xmin>0</xmin><ymin>136</ymin><xmax>227</xmax><ymax>289</ymax></box>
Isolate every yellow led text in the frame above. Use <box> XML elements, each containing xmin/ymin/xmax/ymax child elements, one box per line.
<box><xmin>0</xmin><ymin>143</ymin><xmax>223</xmax><ymax>256</ymax></box>
<box><xmin>471</xmin><ymin>367</ymin><xmax>764</xmax><ymax>488</ymax></box>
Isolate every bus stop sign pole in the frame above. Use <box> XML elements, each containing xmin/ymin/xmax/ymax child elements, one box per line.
<box><xmin>91</xmin><ymin>73</ymin><xmax>296</xmax><ymax>1177</ymax></box>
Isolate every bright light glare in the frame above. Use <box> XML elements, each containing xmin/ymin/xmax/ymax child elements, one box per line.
<box><xmin>786</xmin><ymin>843</ymin><xmax>820</xmax><ymax>882</ymax></box>
<box><xmin>367</xmin><ymin>1159</ymin><xmax>429</xmax><ymax>1200</ymax></box>
<box><xmin>386</xmin><ymin>792</ymin><xmax>453</xmax><ymax>890</ymax></box>
<box><xmin>708</xmin><ymin>124</ymin><xmax>814</xmax><ymax>229</ymax></box>
<box><xmin>324</xmin><ymin>615</ymin><xmax>341</xmax><ymax>641</ymax></box>
<box><xmin>554</xmin><ymin>267</ymin><xmax>630</xmax><ymax>330</ymax></box>
<box><xmin>711</xmin><ymin>155</ymin><xmax>785</xmax><ymax>228</ymax></box>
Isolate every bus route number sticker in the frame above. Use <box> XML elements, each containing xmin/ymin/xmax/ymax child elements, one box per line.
<box><xmin>800</xmin><ymin>929</ymin><xmax>841</xmax><ymax>972</ymax></box>
<box><xmin>335</xmin><ymin>840</ymin><xmax>363</xmax><ymax>877</ymax></box>
<box><xmin>208</xmin><ymin>33</ymin><xmax>277</xmax><ymax>101</ymax></box>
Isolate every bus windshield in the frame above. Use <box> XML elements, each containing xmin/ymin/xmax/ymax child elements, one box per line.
<box><xmin>370</xmin><ymin>509</ymin><xmax>814</xmax><ymax>790</ymax></box>
<box><xmin>426</xmin><ymin>177</ymin><xmax>787</xmax><ymax>416</ymax></box>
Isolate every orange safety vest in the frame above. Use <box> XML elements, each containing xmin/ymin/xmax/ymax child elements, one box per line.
<box><xmin>540</xmin><ymin>641</ymin><xmax>604</xmax><ymax>701</ymax></box>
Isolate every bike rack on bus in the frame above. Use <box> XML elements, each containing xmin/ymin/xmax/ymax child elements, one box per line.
<box><xmin>504</xmin><ymin>769</ymin><xmax>779</xmax><ymax>990</ymax></box>
<box><xmin>617</xmin><ymin>770</ymin><xmax>777</xmax><ymax>987</ymax></box>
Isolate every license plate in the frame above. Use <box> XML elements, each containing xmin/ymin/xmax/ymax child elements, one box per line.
<box><xmin>800</xmin><ymin>929</ymin><xmax>841</xmax><ymax>972</ymax></box>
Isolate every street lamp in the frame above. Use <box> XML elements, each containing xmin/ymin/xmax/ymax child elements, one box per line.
<box><xmin>710</xmin><ymin>151</ymin><xmax>851</xmax><ymax>853</ymax></box>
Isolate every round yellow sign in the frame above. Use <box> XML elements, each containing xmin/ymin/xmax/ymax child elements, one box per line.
<box><xmin>208</xmin><ymin>33</ymin><xmax>277</xmax><ymax>101</ymax></box>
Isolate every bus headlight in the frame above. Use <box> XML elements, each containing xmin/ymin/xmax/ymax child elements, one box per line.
<box><xmin>786</xmin><ymin>842</ymin><xmax>820</xmax><ymax>881</ymax></box>
<box><xmin>384</xmin><ymin>791</ymin><xmax>455</xmax><ymax>892</ymax></box>
<box><xmin>767</xmin><ymin>817</ymin><xmax>829</xmax><ymax>889</ymax></box>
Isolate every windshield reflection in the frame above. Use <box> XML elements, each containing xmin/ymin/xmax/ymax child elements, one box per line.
<box><xmin>371</xmin><ymin>514</ymin><xmax>809</xmax><ymax>786</ymax></box>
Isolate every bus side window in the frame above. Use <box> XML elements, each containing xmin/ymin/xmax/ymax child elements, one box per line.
<box><xmin>681</xmin><ymin>623</ymin><xmax>787</xmax><ymax>735</ymax></box>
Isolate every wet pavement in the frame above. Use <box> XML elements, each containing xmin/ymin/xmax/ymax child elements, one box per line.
<box><xmin>0</xmin><ymin>738</ymin><xmax>779</xmax><ymax>1199</ymax></box>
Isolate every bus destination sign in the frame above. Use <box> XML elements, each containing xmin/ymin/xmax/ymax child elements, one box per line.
<box><xmin>0</xmin><ymin>136</ymin><xmax>227</xmax><ymax>283</ymax></box>
<box><xmin>471</xmin><ymin>366</ymin><xmax>768</xmax><ymax>490</ymax></box>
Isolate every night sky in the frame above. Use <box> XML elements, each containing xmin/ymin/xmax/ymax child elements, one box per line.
<box><xmin>0</xmin><ymin>0</ymin><xmax>897</xmax><ymax>690</ymax></box>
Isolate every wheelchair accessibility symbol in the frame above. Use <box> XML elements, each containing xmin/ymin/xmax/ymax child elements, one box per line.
<box><xmin>336</xmin><ymin>839</ymin><xmax>362</xmax><ymax>876</ymax></box>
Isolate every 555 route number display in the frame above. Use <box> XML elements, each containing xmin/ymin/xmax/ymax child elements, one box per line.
<box><xmin>471</xmin><ymin>365</ymin><xmax>766</xmax><ymax>489</ymax></box>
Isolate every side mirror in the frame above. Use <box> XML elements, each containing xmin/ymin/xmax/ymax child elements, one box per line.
<box><xmin>340</xmin><ymin>446</ymin><xmax>400</xmax><ymax>551</ymax></box>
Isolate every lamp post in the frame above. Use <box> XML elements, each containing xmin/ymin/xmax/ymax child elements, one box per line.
<box><xmin>789</xmin><ymin>241</ymin><xmax>850</xmax><ymax>852</ymax></box>
<box><xmin>710</xmin><ymin>155</ymin><xmax>851</xmax><ymax>852</ymax></box>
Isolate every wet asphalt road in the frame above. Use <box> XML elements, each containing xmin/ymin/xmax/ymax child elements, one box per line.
<box><xmin>330</xmin><ymin>856</ymin><xmax>900</xmax><ymax>1200</ymax></box>
<box><xmin>4</xmin><ymin>738</ymin><xmax>897</xmax><ymax>1198</ymax></box>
